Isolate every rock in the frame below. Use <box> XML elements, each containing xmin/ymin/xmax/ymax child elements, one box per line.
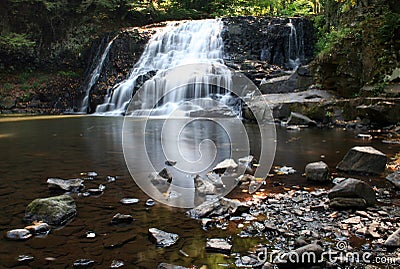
<box><xmin>213</xmin><ymin>159</ymin><xmax>238</xmax><ymax>174</ymax></box>
<box><xmin>328</xmin><ymin>178</ymin><xmax>376</xmax><ymax>206</ymax></box>
<box><xmin>73</xmin><ymin>259</ymin><xmax>95</xmax><ymax>268</ymax></box>
<box><xmin>277</xmin><ymin>243</ymin><xmax>323</xmax><ymax>266</ymax></box>
<box><xmin>119</xmin><ymin>198</ymin><xmax>140</xmax><ymax>205</ymax></box>
<box><xmin>194</xmin><ymin>175</ymin><xmax>217</xmax><ymax>195</ymax></box>
<box><xmin>270</xmin><ymin>103</ymin><xmax>291</xmax><ymax>120</ymax></box>
<box><xmin>5</xmin><ymin>229</ymin><xmax>32</xmax><ymax>240</ymax></box>
<box><xmin>107</xmin><ymin>175</ymin><xmax>117</xmax><ymax>182</ymax></box>
<box><xmin>87</xmin><ymin>188</ymin><xmax>103</xmax><ymax>195</ymax></box>
<box><xmin>111</xmin><ymin>213</ymin><xmax>133</xmax><ymax>224</ymax></box>
<box><xmin>287</xmin><ymin>112</ymin><xmax>317</xmax><ymax>126</ymax></box>
<box><xmin>24</xmin><ymin>194</ymin><xmax>77</xmax><ymax>226</ymax></box>
<box><xmin>158</xmin><ymin>168</ymin><xmax>173</xmax><ymax>182</ymax></box>
<box><xmin>148</xmin><ymin>228</ymin><xmax>179</xmax><ymax>247</ymax></box>
<box><xmin>357</xmin><ymin>101</ymin><xmax>400</xmax><ymax>125</ymax></box>
<box><xmin>206</xmin><ymin>172</ymin><xmax>225</xmax><ymax>188</ymax></box>
<box><xmin>157</xmin><ymin>263</ymin><xmax>190</xmax><ymax>269</ymax></box>
<box><xmin>329</xmin><ymin>197</ymin><xmax>367</xmax><ymax>209</ymax></box>
<box><xmin>186</xmin><ymin>197</ymin><xmax>249</xmax><ymax>219</ymax></box>
<box><xmin>342</xmin><ymin>216</ymin><xmax>361</xmax><ymax>224</ymax></box>
<box><xmin>150</xmin><ymin>172</ymin><xmax>170</xmax><ymax>185</ymax></box>
<box><xmin>24</xmin><ymin>221</ymin><xmax>51</xmax><ymax>235</ymax></box>
<box><xmin>336</xmin><ymin>146</ymin><xmax>387</xmax><ymax>175</ymax></box>
<box><xmin>145</xmin><ymin>198</ymin><xmax>155</xmax><ymax>207</ymax></box>
<box><xmin>235</xmin><ymin>255</ymin><xmax>264</xmax><ymax>267</ymax></box>
<box><xmin>110</xmin><ymin>260</ymin><xmax>125</xmax><ymax>268</ymax></box>
<box><xmin>165</xmin><ymin>160</ymin><xmax>177</xmax><ymax>166</ymax></box>
<box><xmin>17</xmin><ymin>255</ymin><xmax>34</xmax><ymax>263</ymax></box>
<box><xmin>47</xmin><ymin>178</ymin><xmax>84</xmax><ymax>192</ymax></box>
<box><xmin>305</xmin><ymin>161</ymin><xmax>330</xmax><ymax>182</ymax></box>
<box><xmin>386</xmin><ymin>171</ymin><xmax>400</xmax><ymax>189</ymax></box>
<box><xmin>0</xmin><ymin>96</ymin><xmax>16</xmax><ymax>109</ymax></box>
<box><xmin>384</xmin><ymin>228</ymin><xmax>400</xmax><ymax>247</ymax></box>
<box><xmin>206</xmin><ymin>238</ymin><xmax>232</xmax><ymax>254</ymax></box>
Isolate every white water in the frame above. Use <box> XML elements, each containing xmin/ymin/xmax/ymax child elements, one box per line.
<box><xmin>287</xmin><ymin>19</ymin><xmax>301</xmax><ymax>69</ymax></box>
<box><xmin>95</xmin><ymin>19</ymin><xmax>231</xmax><ymax>115</ymax></box>
<box><xmin>80</xmin><ymin>36</ymin><xmax>117</xmax><ymax>112</ymax></box>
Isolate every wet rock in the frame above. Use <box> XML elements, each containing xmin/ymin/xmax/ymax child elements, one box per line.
<box><xmin>206</xmin><ymin>238</ymin><xmax>232</xmax><ymax>254</ymax></box>
<box><xmin>194</xmin><ymin>174</ymin><xmax>217</xmax><ymax>195</ymax></box>
<box><xmin>119</xmin><ymin>198</ymin><xmax>139</xmax><ymax>205</ymax></box>
<box><xmin>158</xmin><ymin>168</ymin><xmax>173</xmax><ymax>182</ymax></box>
<box><xmin>186</xmin><ymin>197</ymin><xmax>249</xmax><ymax>219</ymax></box>
<box><xmin>157</xmin><ymin>263</ymin><xmax>189</xmax><ymax>269</ymax></box>
<box><xmin>110</xmin><ymin>260</ymin><xmax>125</xmax><ymax>268</ymax></box>
<box><xmin>384</xmin><ymin>228</ymin><xmax>400</xmax><ymax>247</ymax></box>
<box><xmin>206</xmin><ymin>172</ymin><xmax>225</xmax><ymax>188</ymax></box>
<box><xmin>145</xmin><ymin>198</ymin><xmax>155</xmax><ymax>207</ymax></box>
<box><xmin>235</xmin><ymin>255</ymin><xmax>264</xmax><ymax>267</ymax></box>
<box><xmin>287</xmin><ymin>112</ymin><xmax>317</xmax><ymax>126</ymax></box>
<box><xmin>329</xmin><ymin>198</ymin><xmax>367</xmax><ymax>209</ymax></box>
<box><xmin>107</xmin><ymin>176</ymin><xmax>117</xmax><ymax>182</ymax></box>
<box><xmin>24</xmin><ymin>221</ymin><xmax>51</xmax><ymax>235</ymax></box>
<box><xmin>87</xmin><ymin>188</ymin><xmax>103</xmax><ymax>195</ymax></box>
<box><xmin>270</xmin><ymin>103</ymin><xmax>291</xmax><ymax>120</ymax></box>
<box><xmin>238</xmin><ymin>155</ymin><xmax>257</xmax><ymax>175</ymax></box>
<box><xmin>148</xmin><ymin>228</ymin><xmax>179</xmax><ymax>247</ymax></box>
<box><xmin>150</xmin><ymin>172</ymin><xmax>170</xmax><ymax>185</ymax></box>
<box><xmin>5</xmin><ymin>229</ymin><xmax>32</xmax><ymax>241</ymax></box>
<box><xmin>165</xmin><ymin>160</ymin><xmax>177</xmax><ymax>166</ymax></box>
<box><xmin>47</xmin><ymin>178</ymin><xmax>84</xmax><ymax>192</ymax></box>
<box><xmin>17</xmin><ymin>255</ymin><xmax>34</xmax><ymax>263</ymax></box>
<box><xmin>24</xmin><ymin>194</ymin><xmax>77</xmax><ymax>226</ymax></box>
<box><xmin>328</xmin><ymin>178</ymin><xmax>376</xmax><ymax>206</ymax></box>
<box><xmin>73</xmin><ymin>259</ymin><xmax>95</xmax><ymax>268</ymax></box>
<box><xmin>305</xmin><ymin>161</ymin><xmax>330</xmax><ymax>182</ymax></box>
<box><xmin>213</xmin><ymin>159</ymin><xmax>238</xmax><ymax>174</ymax></box>
<box><xmin>86</xmin><ymin>231</ymin><xmax>96</xmax><ymax>238</ymax></box>
<box><xmin>111</xmin><ymin>213</ymin><xmax>133</xmax><ymax>224</ymax></box>
<box><xmin>336</xmin><ymin>146</ymin><xmax>387</xmax><ymax>175</ymax></box>
<box><xmin>386</xmin><ymin>171</ymin><xmax>400</xmax><ymax>189</ymax></box>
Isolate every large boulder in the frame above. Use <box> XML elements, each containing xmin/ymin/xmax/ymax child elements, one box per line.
<box><xmin>305</xmin><ymin>161</ymin><xmax>330</xmax><ymax>182</ymax></box>
<box><xmin>336</xmin><ymin>146</ymin><xmax>387</xmax><ymax>175</ymax></box>
<box><xmin>24</xmin><ymin>194</ymin><xmax>77</xmax><ymax>226</ymax></box>
<box><xmin>328</xmin><ymin>178</ymin><xmax>376</xmax><ymax>206</ymax></box>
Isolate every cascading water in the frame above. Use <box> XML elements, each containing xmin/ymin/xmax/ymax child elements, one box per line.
<box><xmin>80</xmin><ymin>35</ymin><xmax>117</xmax><ymax>113</ymax></box>
<box><xmin>287</xmin><ymin>19</ymin><xmax>304</xmax><ymax>69</ymax></box>
<box><xmin>95</xmin><ymin>19</ymin><xmax>232</xmax><ymax>116</ymax></box>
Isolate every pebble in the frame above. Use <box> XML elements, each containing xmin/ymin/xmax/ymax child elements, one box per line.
<box><xmin>120</xmin><ymin>198</ymin><xmax>139</xmax><ymax>205</ymax></box>
<box><xmin>145</xmin><ymin>198</ymin><xmax>155</xmax><ymax>207</ymax></box>
<box><xmin>110</xmin><ymin>260</ymin><xmax>124</xmax><ymax>268</ymax></box>
<box><xmin>73</xmin><ymin>259</ymin><xmax>95</xmax><ymax>268</ymax></box>
<box><xmin>5</xmin><ymin>229</ymin><xmax>32</xmax><ymax>241</ymax></box>
<box><xmin>86</xmin><ymin>231</ymin><xmax>96</xmax><ymax>238</ymax></box>
<box><xmin>17</xmin><ymin>255</ymin><xmax>34</xmax><ymax>262</ymax></box>
<box><xmin>107</xmin><ymin>176</ymin><xmax>116</xmax><ymax>182</ymax></box>
<box><xmin>111</xmin><ymin>213</ymin><xmax>133</xmax><ymax>224</ymax></box>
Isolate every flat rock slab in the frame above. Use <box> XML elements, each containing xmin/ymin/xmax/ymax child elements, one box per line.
<box><xmin>148</xmin><ymin>228</ymin><xmax>179</xmax><ymax>247</ymax></box>
<box><xmin>328</xmin><ymin>178</ymin><xmax>376</xmax><ymax>206</ymax></box>
<box><xmin>213</xmin><ymin>159</ymin><xmax>238</xmax><ymax>174</ymax></box>
<box><xmin>206</xmin><ymin>238</ymin><xmax>232</xmax><ymax>254</ymax></box>
<box><xmin>336</xmin><ymin>146</ymin><xmax>387</xmax><ymax>175</ymax></box>
<box><xmin>384</xmin><ymin>228</ymin><xmax>400</xmax><ymax>247</ymax></box>
<box><xmin>5</xmin><ymin>229</ymin><xmax>32</xmax><ymax>241</ymax></box>
<box><xmin>47</xmin><ymin>178</ymin><xmax>84</xmax><ymax>192</ymax></box>
<box><xmin>24</xmin><ymin>194</ymin><xmax>76</xmax><ymax>226</ymax></box>
<box><xmin>386</xmin><ymin>171</ymin><xmax>400</xmax><ymax>189</ymax></box>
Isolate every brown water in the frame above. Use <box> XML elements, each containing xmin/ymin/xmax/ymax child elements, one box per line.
<box><xmin>0</xmin><ymin>116</ymin><xmax>397</xmax><ymax>268</ymax></box>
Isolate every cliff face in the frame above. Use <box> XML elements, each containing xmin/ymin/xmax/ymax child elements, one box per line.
<box><xmin>311</xmin><ymin>0</ymin><xmax>400</xmax><ymax>97</ymax></box>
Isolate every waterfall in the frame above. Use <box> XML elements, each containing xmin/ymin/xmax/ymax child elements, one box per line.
<box><xmin>287</xmin><ymin>19</ymin><xmax>304</xmax><ymax>69</ymax></box>
<box><xmin>80</xmin><ymin>35</ymin><xmax>117</xmax><ymax>113</ymax></box>
<box><xmin>95</xmin><ymin>19</ymin><xmax>230</xmax><ymax>115</ymax></box>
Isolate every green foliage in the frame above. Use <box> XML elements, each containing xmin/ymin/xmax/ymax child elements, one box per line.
<box><xmin>0</xmin><ymin>33</ymin><xmax>36</xmax><ymax>52</ymax></box>
<box><xmin>18</xmin><ymin>72</ymin><xmax>34</xmax><ymax>84</ymax></box>
<box><xmin>315</xmin><ymin>26</ymin><xmax>353</xmax><ymax>55</ymax></box>
<box><xmin>20</xmin><ymin>84</ymin><xmax>31</xmax><ymax>91</ymax></box>
<box><xmin>378</xmin><ymin>12</ymin><xmax>400</xmax><ymax>43</ymax></box>
<box><xmin>3</xmin><ymin>83</ymin><xmax>14</xmax><ymax>91</ymax></box>
<box><xmin>57</xmin><ymin>70</ymin><xmax>80</xmax><ymax>78</ymax></box>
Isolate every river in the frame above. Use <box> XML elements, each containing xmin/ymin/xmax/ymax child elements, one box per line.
<box><xmin>0</xmin><ymin>116</ymin><xmax>397</xmax><ymax>268</ymax></box>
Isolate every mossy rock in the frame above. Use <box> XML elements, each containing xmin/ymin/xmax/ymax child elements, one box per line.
<box><xmin>24</xmin><ymin>194</ymin><xmax>76</xmax><ymax>226</ymax></box>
